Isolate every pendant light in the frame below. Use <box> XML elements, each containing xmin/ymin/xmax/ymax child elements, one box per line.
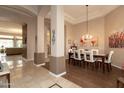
<box><xmin>82</xmin><ymin>5</ymin><xmax>93</xmax><ymax>41</ymax></box>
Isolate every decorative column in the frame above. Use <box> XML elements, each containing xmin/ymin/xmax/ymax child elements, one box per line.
<box><xmin>34</xmin><ymin>16</ymin><xmax>45</xmax><ymax>65</ymax></box>
<box><xmin>34</xmin><ymin>6</ymin><xmax>50</xmax><ymax>65</ymax></box>
<box><xmin>50</xmin><ymin>5</ymin><xmax>66</xmax><ymax>76</ymax></box>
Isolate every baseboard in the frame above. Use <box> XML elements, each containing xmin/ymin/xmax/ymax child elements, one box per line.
<box><xmin>33</xmin><ymin>63</ymin><xmax>46</xmax><ymax>67</ymax></box>
<box><xmin>22</xmin><ymin>57</ymin><xmax>27</xmax><ymax>62</ymax></box>
<box><xmin>49</xmin><ymin>71</ymin><xmax>66</xmax><ymax>77</ymax></box>
<box><xmin>22</xmin><ymin>57</ymin><xmax>34</xmax><ymax>62</ymax></box>
<box><xmin>112</xmin><ymin>64</ymin><xmax>122</xmax><ymax>69</ymax></box>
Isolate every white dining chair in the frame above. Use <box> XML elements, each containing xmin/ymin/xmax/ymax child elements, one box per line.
<box><xmin>68</xmin><ymin>49</ymin><xmax>74</xmax><ymax>64</ymax></box>
<box><xmin>84</xmin><ymin>50</ymin><xmax>96</xmax><ymax>69</ymax></box>
<box><xmin>68</xmin><ymin>49</ymin><xmax>73</xmax><ymax>53</ymax></box>
<box><xmin>91</xmin><ymin>49</ymin><xmax>99</xmax><ymax>55</ymax></box>
<box><xmin>73</xmin><ymin>49</ymin><xmax>84</xmax><ymax>67</ymax></box>
<box><xmin>79</xmin><ymin>49</ymin><xmax>85</xmax><ymax>54</ymax></box>
<box><xmin>97</xmin><ymin>50</ymin><xmax>114</xmax><ymax>72</ymax></box>
<box><xmin>91</xmin><ymin>49</ymin><xmax>99</xmax><ymax>61</ymax></box>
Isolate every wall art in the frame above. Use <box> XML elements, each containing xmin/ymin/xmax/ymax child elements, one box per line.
<box><xmin>109</xmin><ymin>31</ymin><xmax>124</xmax><ymax>48</ymax></box>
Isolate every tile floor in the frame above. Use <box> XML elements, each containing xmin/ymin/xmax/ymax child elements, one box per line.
<box><xmin>0</xmin><ymin>54</ymin><xmax>80</xmax><ymax>88</ymax></box>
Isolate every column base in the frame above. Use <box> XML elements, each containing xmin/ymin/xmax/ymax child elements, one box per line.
<box><xmin>49</xmin><ymin>56</ymin><xmax>66</xmax><ymax>75</ymax></box>
<box><xmin>34</xmin><ymin>52</ymin><xmax>45</xmax><ymax>65</ymax></box>
<box><xmin>33</xmin><ymin>63</ymin><xmax>46</xmax><ymax>67</ymax></box>
<box><xmin>49</xmin><ymin>71</ymin><xmax>66</xmax><ymax>77</ymax></box>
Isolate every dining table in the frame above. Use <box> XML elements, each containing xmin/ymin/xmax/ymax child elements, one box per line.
<box><xmin>68</xmin><ymin>52</ymin><xmax>108</xmax><ymax>73</ymax></box>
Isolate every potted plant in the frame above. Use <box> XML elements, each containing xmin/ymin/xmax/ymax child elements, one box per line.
<box><xmin>0</xmin><ymin>45</ymin><xmax>5</xmax><ymax>53</ymax></box>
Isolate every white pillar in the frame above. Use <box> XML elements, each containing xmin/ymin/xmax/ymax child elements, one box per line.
<box><xmin>34</xmin><ymin>6</ymin><xmax>50</xmax><ymax>65</ymax></box>
<box><xmin>50</xmin><ymin>5</ymin><xmax>66</xmax><ymax>76</ymax></box>
<box><xmin>37</xmin><ymin>16</ymin><xmax>44</xmax><ymax>53</ymax></box>
<box><xmin>34</xmin><ymin>15</ymin><xmax>45</xmax><ymax>65</ymax></box>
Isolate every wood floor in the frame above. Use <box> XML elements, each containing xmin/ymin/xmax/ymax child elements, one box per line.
<box><xmin>44</xmin><ymin>60</ymin><xmax>124</xmax><ymax>88</ymax></box>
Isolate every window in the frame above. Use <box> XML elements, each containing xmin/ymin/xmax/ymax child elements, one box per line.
<box><xmin>15</xmin><ymin>36</ymin><xmax>22</xmax><ymax>48</ymax></box>
<box><xmin>0</xmin><ymin>35</ymin><xmax>23</xmax><ymax>48</ymax></box>
<box><xmin>0</xmin><ymin>39</ymin><xmax>14</xmax><ymax>48</ymax></box>
<box><xmin>0</xmin><ymin>35</ymin><xmax>14</xmax><ymax>48</ymax></box>
<box><xmin>16</xmin><ymin>40</ymin><xmax>22</xmax><ymax>48</ymax></box>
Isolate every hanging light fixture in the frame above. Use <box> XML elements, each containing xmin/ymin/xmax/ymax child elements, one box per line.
<box><xmin>82</xmin><ymin>5</ymin><xmax>93</xmax><ymax>41</ymax></box>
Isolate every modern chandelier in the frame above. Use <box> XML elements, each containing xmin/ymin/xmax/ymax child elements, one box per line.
<box><xmin>82</xmin><ymin>5</ymin><xmax>93</xmax><ymax>41</ymax></box>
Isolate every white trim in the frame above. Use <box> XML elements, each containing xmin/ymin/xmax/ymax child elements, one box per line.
<box><xmin>49</xmin><ymin>71</ymin><xmax>66</xmax><ymax>77</ymax></box>
<box><xmin>22</xmin><ymin>57</ymin><xmax>33</xmax><ymax>62</ymax></box>
<box><xmin>112</xmin><ymin>64</ymin><xmax>122</xmax><ymax>69</ymax></box>
<box><xmin>33</xmin><ymin>63</ymin><xmax>46</xmax><ymax>67</ymax></box>
<box><xmin>22</xmin><ymin>57</ymin><xmax>28</xmax><ymax>62</ymax></box>
<box><xmin>64</xmin><ymin>6</ymin><xmax>119</xmax><ymax>24</ymax></box>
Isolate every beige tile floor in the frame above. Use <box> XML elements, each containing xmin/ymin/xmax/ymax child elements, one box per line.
<box><xmin>0</xmin><ymin>54</ymin><xmax>80</xmax><ymax>88</ymax></box>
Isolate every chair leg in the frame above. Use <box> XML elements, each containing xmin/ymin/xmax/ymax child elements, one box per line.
<box><xmin>110</xmin><ymin>63</ymin><xmax>112</xmax><ymax>71</ymax></box>
<box><xmin>71</xmin><ymin>59</ymin><xmax>73</xmax><ymax>64</ymax></box>
<box><xmin>107</xmin><ymin>63</ymin><xmax>110</xmax><ymax>72</ymax></box>
<box><xmin>87</xmin><ymin>62</ymin><xmax>89</xmax><ymax>68</ymax></box>
<box><xmin>73</xmin><ymin>59</ymin><xmax>75</xmax><ymax>65</ymax></box>
<box><xmin>94</xmin><ymin>62</ymin><xmax>97</xmax><ymax>70</ymax></box>
<box><xmin>79</xmin><ymin>61</ymin><xmax>82</xmax><ymax>67</ymax></box>
<box><xmin>100</xmin><ymin>62</ymin><xmax>102</xmax><ymax>68</ymax></box>
<box><xmin>95</xmin><ymin>62</ymin><xmax>98</xmax><ymax>70</ymax></box>
<box><xmin>69</xmin><ymin>59</ymin><xmax>71</xmax><ymax>64</ymax></box>
<box><xmin>83</xmin><ymin>61</ymin><xmax>85</xmax><ymax>68</ymax></box>
<box><xmin>77</xmin><ymin>60</ymin><xmax>79</xmax><ymax>66</ymax></box>
<box><xmin>117</xmin><ymin>80</ymin><xmax>120</xmax><ymax>88</ymax></box>
<box><xmin>76</xmin><ymin>60</ymin><xmax>78</xmax><ymax>66</ymax></box>
<box><xmin>92</xmin><ymin>63</ymin><xmax>94</xmax><ymax>70</ymax></box>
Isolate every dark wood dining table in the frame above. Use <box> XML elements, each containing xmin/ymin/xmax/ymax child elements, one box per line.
<box><xmin>68</xmin><ymin>52</ymin><xmax>108</xmax><ymax>73</ymax></box>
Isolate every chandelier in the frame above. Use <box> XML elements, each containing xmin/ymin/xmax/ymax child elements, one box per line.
<box><xmin>82</xmin><ymin>5</ymin><xmax>93</xmax><ymax>41</ymax></box>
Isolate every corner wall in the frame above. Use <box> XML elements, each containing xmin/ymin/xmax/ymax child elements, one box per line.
<box><xmin>105</xmin><ymin>6</ymin><xmax>124</xmax><ymax>68</ymax></box>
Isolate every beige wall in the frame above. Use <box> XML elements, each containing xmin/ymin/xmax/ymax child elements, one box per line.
<box><xmin>71</xmin><ymin>17</ymin><xmax>105</xmax><ymax>53</ymax></box>
<box><xmin>105</xmin><ymin>6</ymin><xmax>124</xmax><ymax>68</ymax></box>
<box><xmin>65</xmin><ymin>21</ymin><xmax>75</xmax><ymax>57</ymax></box>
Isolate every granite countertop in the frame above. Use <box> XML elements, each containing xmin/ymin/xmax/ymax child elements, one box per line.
<box><xmin>0</xmin><ymin>63</ymin><xmax>10</xmax><ymax>75</ymax></box>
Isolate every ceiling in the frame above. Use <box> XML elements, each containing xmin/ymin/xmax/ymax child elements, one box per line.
<box><xmin>0</xmin><ymin>5</ymin><xmax>120</xmax><ymax>35</ymax></box>
<box><xmin>0</xmin><ymin>5</ymin><xmax>119</xmax><ymax>25</ymax></box>
<box><xmin>0</xmin><ymin>21</ymin><xmax>22</xmax><ymax>35</ymax></box>
<box><xmin>64</xmin><ymin>5</ymin><xmax>119</xmax><ymax>24</ymax></box>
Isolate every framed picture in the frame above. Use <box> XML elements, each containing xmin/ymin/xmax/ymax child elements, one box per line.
<box><xmin>109</xmin><ymin>31</ymin><xmax>124</xmax><ymax>48</ymax></box>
